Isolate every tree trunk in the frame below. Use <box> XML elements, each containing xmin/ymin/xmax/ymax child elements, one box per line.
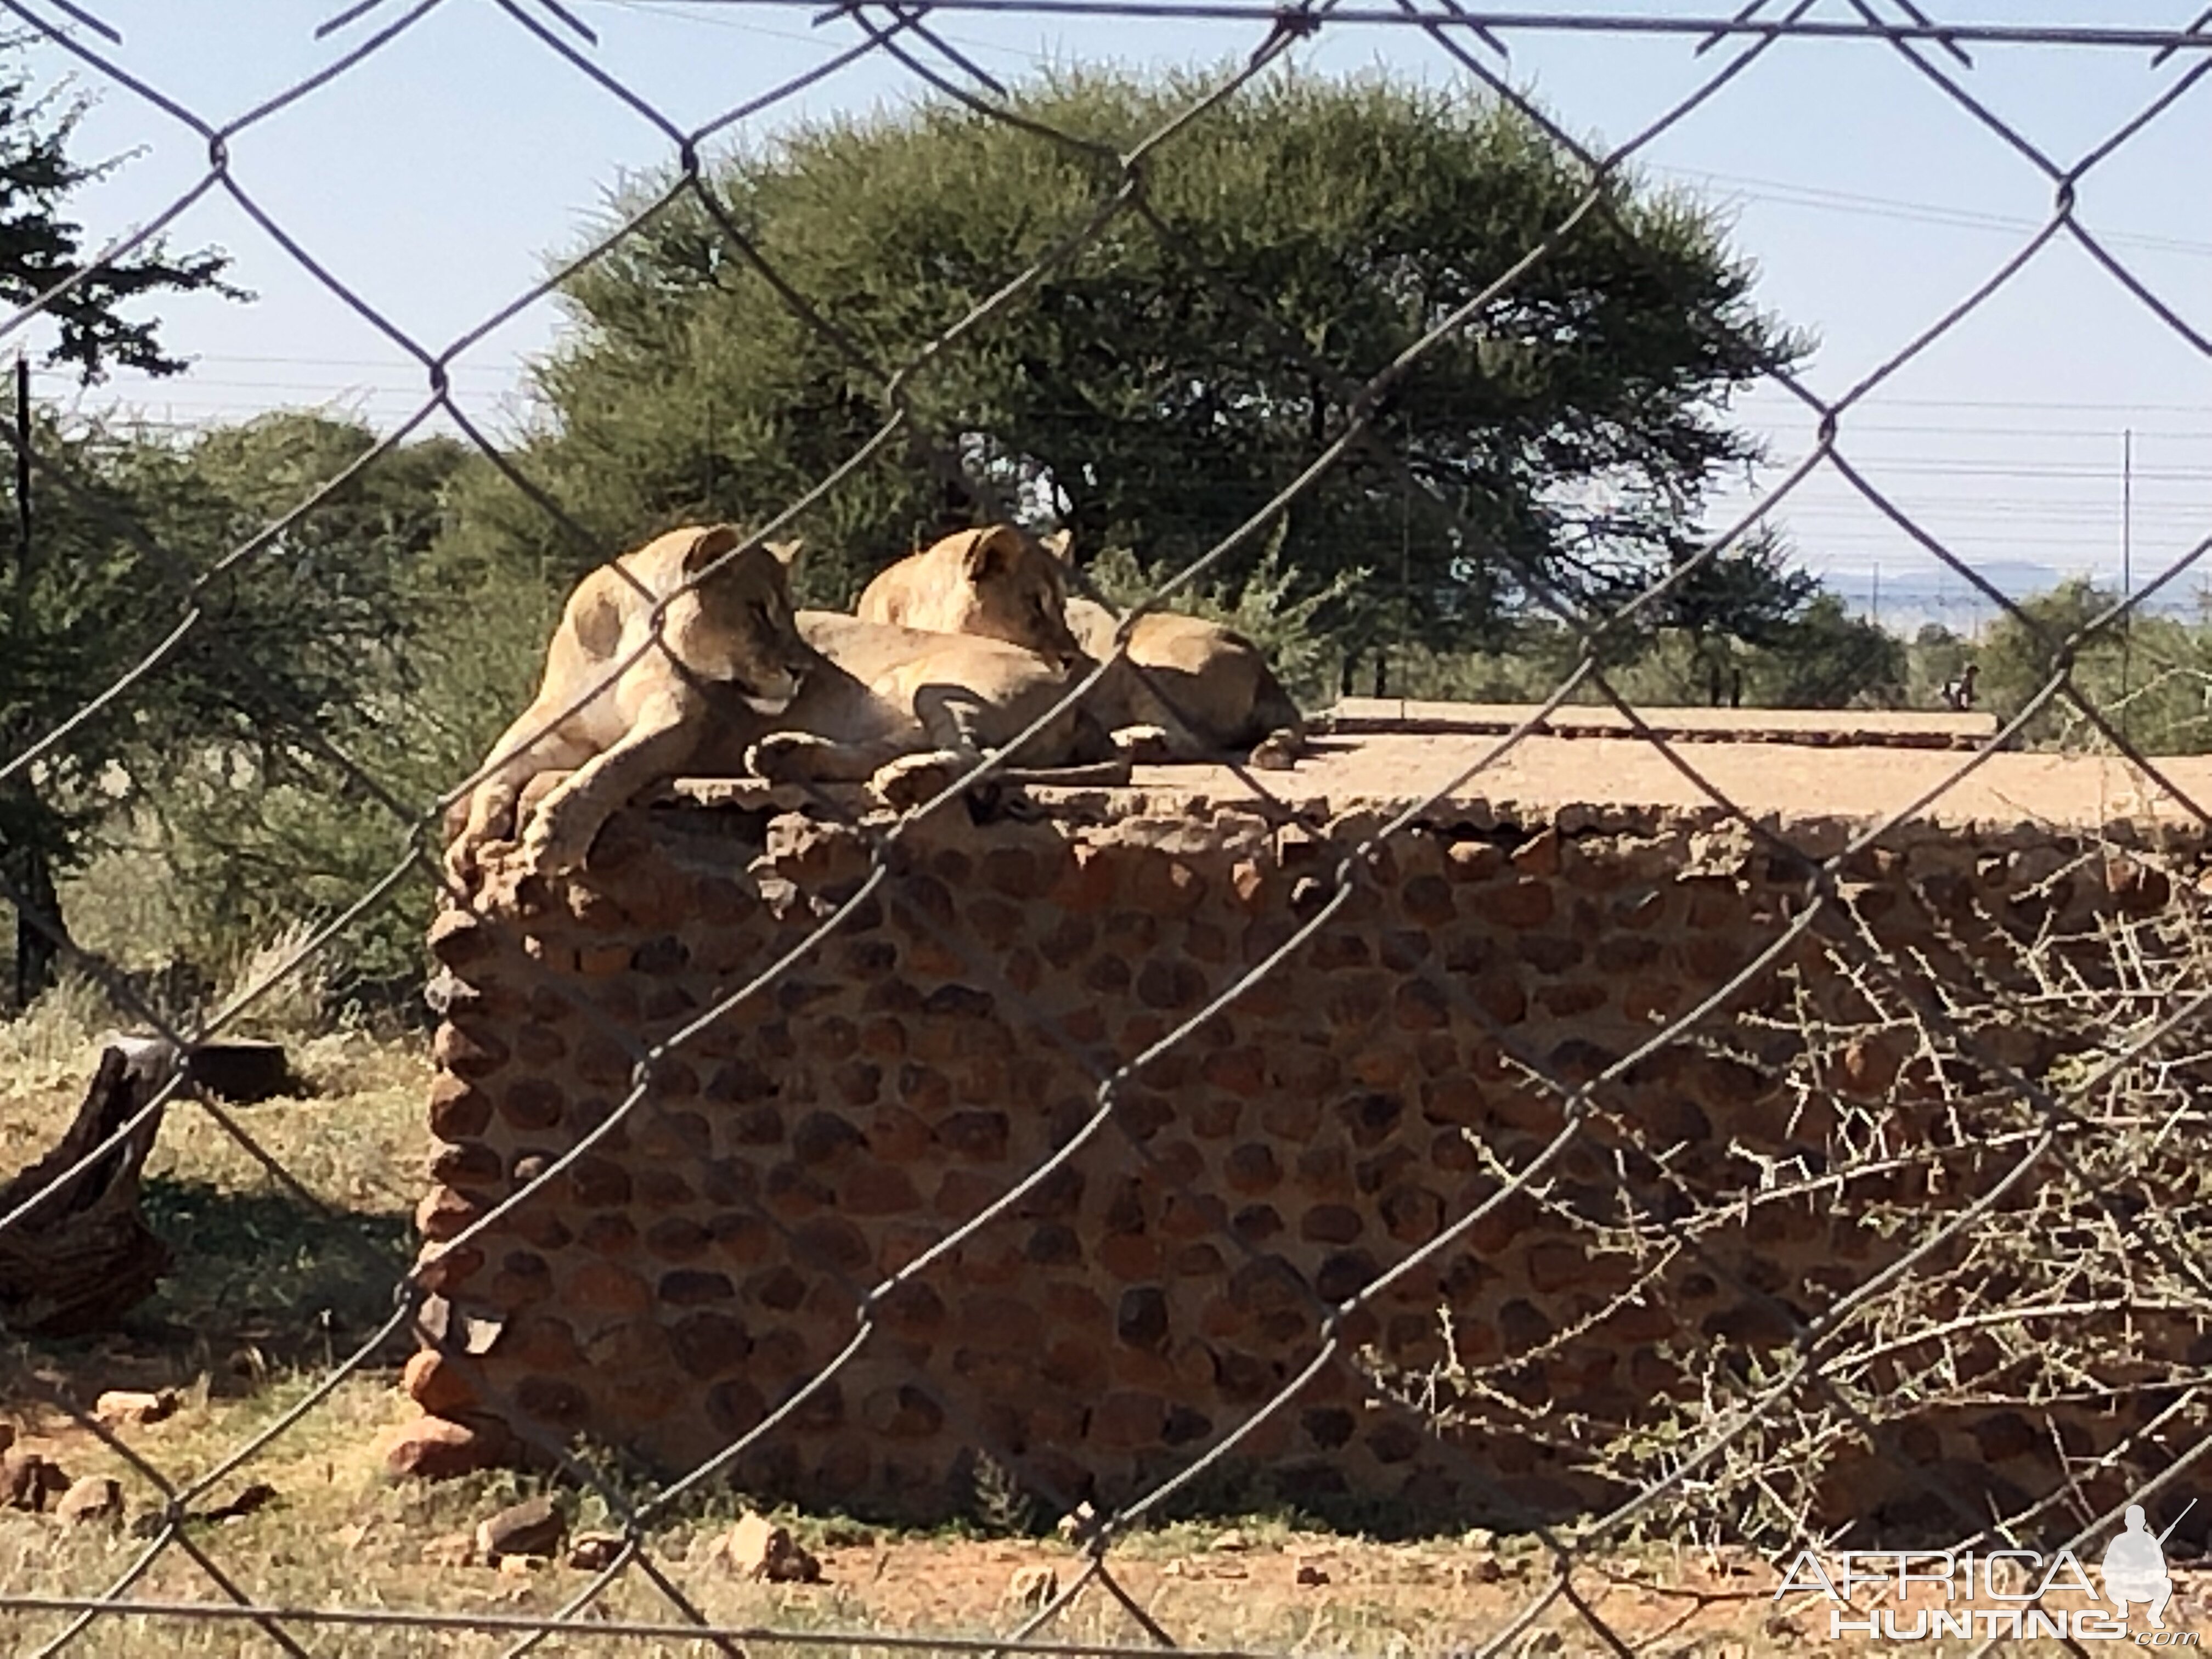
<box><xmin>0</xmin><ymin>1046</ymin><xmax>172</xmax><ymax>1335</ymax></box>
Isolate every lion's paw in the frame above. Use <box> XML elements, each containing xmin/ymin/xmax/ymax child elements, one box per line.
<box><xmin>1111</xmin><ymin>724</ymin><xmax>1175</xmax><ymax>764</ymax></box>
<box><xmin>746</xmin><ymin>731</ymin><xmax>831</xmax><ymax>782</ymax></box>
<box><xmin>518</xmin><ymin>803</ymin><xmax>596</xmax><ymax>877</ymax></box>
<box><xmin>1248</xmin><ymin>729</ymin><xmax>1301</xmax><ymax>771</ymax></box>
<box><xmin>870</xmin><ymin>749</ymin><xmax>965</xmax><ymax>812</ymax></box>
<box><xmin>443</xmin><ymin>837</ymin><xmax>484</xmax><ymax>888</ymax></box>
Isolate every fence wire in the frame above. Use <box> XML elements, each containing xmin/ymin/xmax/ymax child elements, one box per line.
<box><xmin>2</xmin><ymin>2</ymin><xmax>2212</xmax><ymax>1655</ymax></box>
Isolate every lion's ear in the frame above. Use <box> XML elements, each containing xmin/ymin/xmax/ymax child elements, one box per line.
<box><xmin>765</xmin><ymin>537</ymin><xmax>804</xmax><ymax>568</ymax></box>
<box><xmin>963</xmin><ymin>528</ymin><xmax>1013</xmax><ymax>579</ymax></box>
<box><xmin>681</xmin><ymin>523</ymin><xmax>742</xmax><ymax>577</ymax></box>
<box><xmin>1041</xmin><ymin>528</ymin><xmax>1075</xmax><ymax>563</ymax></box>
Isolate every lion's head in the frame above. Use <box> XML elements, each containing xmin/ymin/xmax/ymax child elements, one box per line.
<box><xmin>878</xmin><ymin>524</ymin><xmax>1084</xmax><ymax>666</ymax></box>
<box><xmin>659</xmin><ymin>524</ymin><xmax>815</xmax><ymax>713</ymax></box>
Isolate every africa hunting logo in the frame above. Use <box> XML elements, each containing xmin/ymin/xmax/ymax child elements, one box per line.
<box><xmin>1774</xmin><ymin>1502</ymin><xmax>2199</xmax><ymax>1644</ymax></box>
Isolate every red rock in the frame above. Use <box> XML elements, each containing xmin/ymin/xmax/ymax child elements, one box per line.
<box><xmin>403</xmin><ymin>1350</ymin><xmax>479</xmax><ymax>1416</ymax></box>
<box><xmin>54</xmin><ymin>1476</ymin><xmax>123</xmax><ymax>1528</ymax></box>
<box><xmin>715</xmin><ymin>1511</ymin><xmax>821</xmax><ymax>1582</ymax></box>
<box><xmin>1</xmin><ymin>1448</ymin><xmax>70</xmax><ymax>1511</ymax></box>
<box><xmin>375</xmin><ymin>1415</ymin><xmax>506</xmax><ymax>1481</ymax></box>
<box><xmin>476</xmin><ymin>1494</ymin><xmax>565</xmax><ymax>1562</ymax></box>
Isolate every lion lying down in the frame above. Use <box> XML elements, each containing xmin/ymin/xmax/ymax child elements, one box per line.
<box><xmin>447</xmin><ymin>523</ymin><xmax>1122</xmax><ymax>879</ymax></box>
<box><xmin>856</xmin><ymin>526</ymin><xmax>1305</xmax><ymax>770</ymax></box>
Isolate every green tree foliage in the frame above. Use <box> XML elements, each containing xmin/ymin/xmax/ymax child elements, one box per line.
<box><xmin>1389</xmin><ymin>541</ymin><xmax>1903</xmax><ymax>711</ymax></box>
<box><xmin>1080</xmin><ymin>521</ymin><xmax>1362</xmax><ymax>708</ymax></box>
<box><xmin>4</xmin><ymin>413</ymin><xmax>466</xmax><ymax>1001</ymax></box>
<box><xmin>0</xmin><ymin>51</ymin><xmax>242</xmax><ymax>1001</ymax></box>
<box><xmin>1742</xmin><ymin>594</ymin><xmax>1907</xmax><ymax>708</ymax></box>
<box><xmin>475</xmin><ymin>69</ymin><xmax>1799</xmax><ymax>660</ymax></box>
<box><xmin>0</xmin><ymin>69</ymin><xmax>239</xmax><ymax>379</ymax></box>
<box><xmin>1611</xmin><ymin>532</ymin><xmax>1819</xmax><ymax>707</ymax></box>
<box><xmin>125</xmin><ymin>416</ymin><xmax>473</xmax><ymax>986</ymax></box>
<box><xmin>1905</xmin><ymin>622</ymin><xmax>1972</xmax><ymax>710</ymax></box>
<box><xmin>1971</xmin><ymin>579</ymin><xmax>2212</xmax><ymax>753</ymax></box>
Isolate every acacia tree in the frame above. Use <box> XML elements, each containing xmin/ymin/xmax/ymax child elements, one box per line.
<box><xmin>471</xmin><ymin>70</ymin><xmax>1804</xmax><ymax>669</ymax></box>
<box><xmin>0</xmin><ymin>59</ymin><xmax>253</xmax><ymax>1002</ymax></box>
<box><xmin>5</xmin><ymin>411</ymin><xmax>467</xmax><ymax>1004</ymax></box>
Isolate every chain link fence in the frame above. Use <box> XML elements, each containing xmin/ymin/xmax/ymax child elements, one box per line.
<box><xmin>4</xmin><ymin>1</ymin><xmax>2212</xmax><ymax>1653</ymax></box>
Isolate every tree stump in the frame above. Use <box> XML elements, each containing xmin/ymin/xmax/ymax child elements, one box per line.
<box><xmin>0</xmin><ymin>1046</ymin><xmax>173</xmax><ymax>1335</ymax></box>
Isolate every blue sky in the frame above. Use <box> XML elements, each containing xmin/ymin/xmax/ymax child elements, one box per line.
<box><xmin>15</xmin><ymin>0</ymin><xmax>2212</xmax><ymax>631</ymax></box>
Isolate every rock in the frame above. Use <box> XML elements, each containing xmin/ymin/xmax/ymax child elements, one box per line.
<box><xmin>1007</xmin><ymin>1565</ymin><xmax>1058</xmax><ymax>1611</ymax></box>
<box><xmin>94</xmin><ymin>1389</ymin><xmax>179</xmax><ymax>1429</ymax></box>
<box><xmin>54</xmin><ymin>1475</ymin><xmax>123</xmax><ymax>1528</ymax></box>
<box><xmin>497</xmin><ymin>1554</ymin><xmax>540</xmax><ymax>1578</ymax></box>
<box><xmin>1516</xmin><ymin>1632</ymin><xmax>1564</xmax><ymax>1658</ymax></box>
<box><xmin>199</xmin><ymin>1482</ymin><xmax>277</xmax><ymax>1524</ymax></box>
<box><xmin>1</xmin><ymin>1448</ymin><xmax>70</xmax><ymax>1511</ymax></box>
<box><xmin>105</xmin><ymin>1034</ymin><xmax>293</xmax><ymax>1104</ymax></box>
<box><xmin>1466</xmin><ymin>1551</ymin><xmax>1503</xmax><ymax>1584</ymax></box>
<box><xmin>715</xmin><ymin>1510</ymin><xmax>821</xmax><ymax>1583</ymax></box>
<box><xmin>420</xmin><ymin>1531</ymin><xmax>476</xmax><ymax>1567</ymax></box>
<box><xmin>0</xmin><ymin>1424</ymin><xmax>13</xmax><ymax>1455</ymax></box>
<box><xmin>1054</xmin><ymin>1501</ymin><xmax>1096</xmax><ymax>1545</ymax></box>
<box><xmin>375</xmin><ymin>1415</ymin><xmax>505</xmax><ymax>1481</ymax></box>
<box><xmin>1295</xmin><ymin>1559</ymin><xmax>1329</xmax><ymax>1587</ymax></box>
<box><xmin>567</xmin><ymin>1532</ymin><xmax>624</xmax><ymax>1572</ymax></box>
<box><xmin>475</xmin><ymin>1494</ymin><xmax>565</xmax><ymax>1563</ymax></box>
<box><xmin>1210</xmin><ymin>1528</ymin><xmax>1252</xmax><ymax>1552</ymax></box>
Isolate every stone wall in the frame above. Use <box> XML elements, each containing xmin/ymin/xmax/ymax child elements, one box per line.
<box><xmin>403</xmin><ymin>772</ymin><xmax>2212</xmax><ymax>1534</ymax></box>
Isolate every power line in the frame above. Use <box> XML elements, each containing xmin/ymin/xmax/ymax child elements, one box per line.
<box><xmin>1655</xmin><ymin>164</ymin><xmax>2212</xmax><ymax>262</ymax></box>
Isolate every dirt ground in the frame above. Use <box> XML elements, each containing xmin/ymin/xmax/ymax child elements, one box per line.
<box><xmin>0</xmin><ymin>1448</ymin><xmax>1924</xmax><ymax>1659</ymax></box>
<box><xmin>8</xmin><ymin>1451</ymin><xmax>2212</xmax><ymax>1659</ymax></box>
<box><xmin>1084</xmin><ymin>729</ymin><xmax>2212</xmax><ymax>834</ymax></box>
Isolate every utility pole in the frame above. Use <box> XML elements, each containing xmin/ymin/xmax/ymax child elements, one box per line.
<box><xmin>6</xmin><ymin>353</ymin><xmax>22</xmax><ymax>627</ymax></box>
<box><xmin>1870</xmin><ymin>562</ymin><xmax>1880</xmax><ymax>628</ymax></box>
<box><xmin>5</xmin><ymin>350</ymin><xmax>49</xmax><ymax>1009</ymax></box>
<box><xmin>15</xmin><ymin>354</ymin><xmax>28</xmax><ymax>586</ymax></box>
<box><xmin>2121</xmin><ymin>426</ymin><xmax>2134</xmax><ymax>735</ymax></box>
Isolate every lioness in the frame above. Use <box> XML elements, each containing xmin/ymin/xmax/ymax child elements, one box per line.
<box><xmin>856</xmin><ymin>524</ymin><xmax>1084</xmax><ymax>665</ymax></box>
<box><xmin>447</xmin><ymin>524</ymin><xmax>1121</xmax><ymax>879</ymax></box>
<box><xmin>855</xmin><ymin>524</ymin><xmax>1304</xmax><ymax>769</ymax></box>
<box><xmin>1064</xmin><ymin>596</ymin><xmax>1305</xmax><ymax>771</ymax></box>
<box><xmin>447</xmin><ymin>524</ymin><xmax>810</xmax><ymax>880</ymax></box>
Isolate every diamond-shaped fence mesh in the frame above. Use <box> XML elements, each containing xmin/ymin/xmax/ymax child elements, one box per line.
<box><xmin>4</xmin><ymin>1</ymin><xmax>2212</xmax><ymax>1654</ymax></box>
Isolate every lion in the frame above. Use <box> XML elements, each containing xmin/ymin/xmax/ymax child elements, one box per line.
<box><xmin>854</xmin><ymin>523</ymin><xmax>1304</xmax><ymax>769</ymax></box>
<box><xmin>447</xmin><ymin>524</ymin><xmax>1122</xmax><ymax>880</ymax></box>
<box><xmin>1064</xmin><ymin>596</ymin><xmax>1306</xmax><ymax>771</ymax></box>
<box><xmin>745</xmin><ymin>610</ymin><xmax>1121</xmax><ymax>800</ymax></box>
<box><xmin>855</xmin><ymin>524</ymin><xmax>1084</xmax><ymax>664</ymax></box>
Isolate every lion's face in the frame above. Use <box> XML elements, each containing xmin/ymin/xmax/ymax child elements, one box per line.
<box><xmin>923</xmin><ymin>525</ymin><xmax>1084</xmax><ymax>667</ymax></box>
<box><xmin>669</xmin><ymin>527</ymin><xmax>815</xmax><ymax>713</ymax></box>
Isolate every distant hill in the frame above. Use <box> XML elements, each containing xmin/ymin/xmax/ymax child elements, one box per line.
<box><xmin>1815</xmin><ymin>559</ymin><xmax>2208</xmax><ymax>635</ymax></box>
